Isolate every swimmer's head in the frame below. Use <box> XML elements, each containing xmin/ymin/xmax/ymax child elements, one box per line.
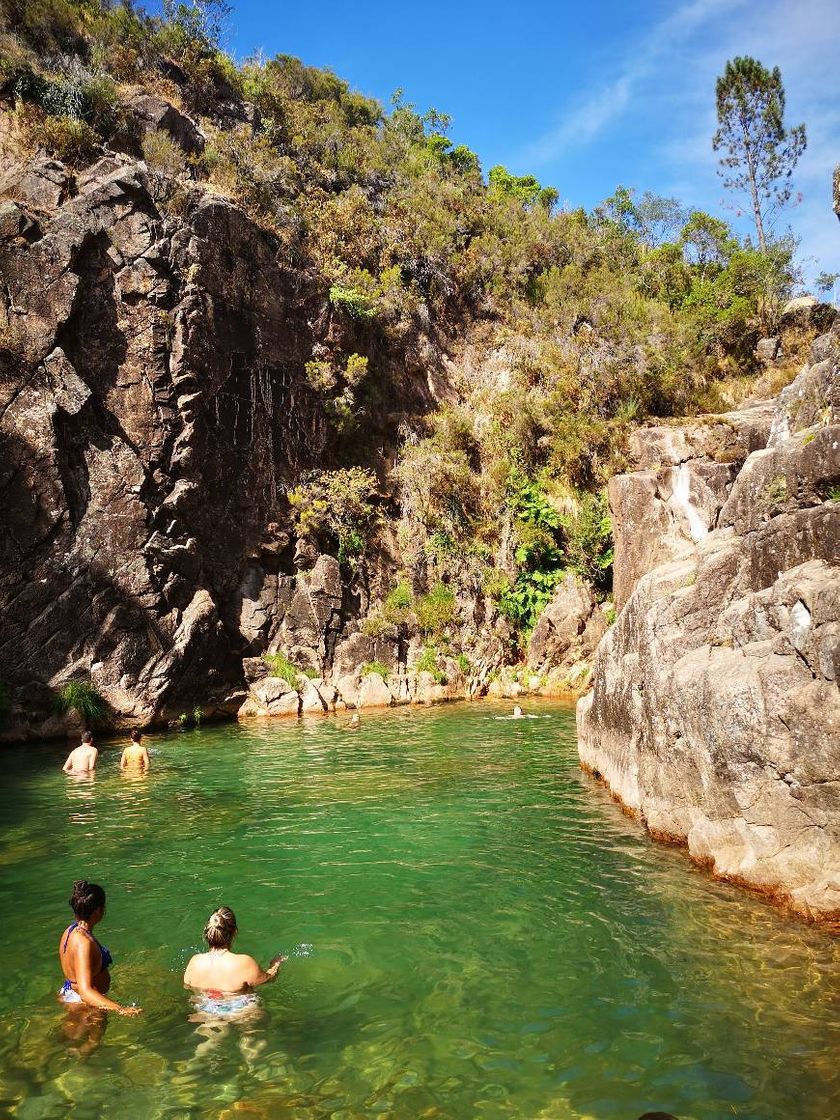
<box><xmin>204</xmin><ymin>906</ymin><xmax>238</xmax><ymax>949</ymax></box>
<box><xmin>513</xmin><ymin>706</ymin><xmax>523</xmax><ymax>717</ymax></box>
<box><xmin>81</xmin><ymin>730</ymin><xmax>93</xmax><ymax>744</ymax></box>
<box><xmin>69</xmin><ymin>879</ymin><xmax>106</xmax><ymax>921</ymax></box>
<box><xmin>130</xmin><ymin>729</ymin><xmax>142</xmax><ymax>743</ymax></box>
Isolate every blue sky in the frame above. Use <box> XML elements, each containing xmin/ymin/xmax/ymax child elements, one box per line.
<box><xmin>213</xmin><ymin>0</ymin><xmax>839</xmax><ymax>287</ymax></box>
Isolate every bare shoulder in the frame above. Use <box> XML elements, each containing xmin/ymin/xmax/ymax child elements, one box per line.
<box><xmin>183</xmin><ymin>952</ymin><xmax>202</xmax><ymax>983</ymax></box>
<box><xmin>234</xmin><ymin>952</ymin><xmax>263</xmax><ymax>979</ymax></box>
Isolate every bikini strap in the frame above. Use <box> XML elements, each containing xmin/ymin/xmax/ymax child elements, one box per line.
<box><xmin>62</xmin><ymin>921</ymin><xmax>78</xmax><ymax>952</ymax></box>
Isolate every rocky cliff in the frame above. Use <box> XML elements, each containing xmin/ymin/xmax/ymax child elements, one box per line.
<box><xmin>0</xmin><ymin>142</ymin><xmax>602</xmax><ymax>739</ymax></box>
<box><xmin>0</xmin><ymin>148</ymin><xmax>453</xmax><ymax>738</ymax></box>
<box><xmin>577</xmin><ymin>326</ymin><xmax>840</xmax><ymax>923</ymax></box>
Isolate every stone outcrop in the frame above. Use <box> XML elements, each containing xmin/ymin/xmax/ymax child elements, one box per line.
<box><xmin>577</xmin><ymin>338</ymin><xmax>840</xmax><ymax>923</ymax></box>
<box><xmin>525</xmin><ymin>574</ymin><xmax>607</xmax><ymax>690</ymax></box>
<box><xmin>0</xmin><ymin>154</ymin><xmax>435</xmax><ymax>739</ymax></box>
<box><xmin>609</xmin><ymin>402</ymin><xmax>774</xmax><ymax>611</ymax></box>
<box><xmin>128</xmin><ymin>94</ymin><xmax>205</xmax><ymax>156</ymax></box>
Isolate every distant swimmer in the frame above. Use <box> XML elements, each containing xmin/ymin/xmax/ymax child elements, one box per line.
<box><xmin>120</xmin><ymin>730</ymin><xmax>150</xmax><ymax>772</ymax></box>
<box><xmin>184</xmin><ymin>907</ymin><xmax>286</xmax><ymax>1016</ymax></box>
<box><xmin>62</xmin><ymin>731</ymin><xmax>98</xmax><ymax>774</ymax></box>
<box><xmin>347</xmin><ymin>713</ymin><xmax>360</xmax><ymax>730</ymax></box>
<box><xmin>512</xmin><ymin>705</ymin><xmax>524</xmax><ymax>718</ymax></box>
<box><xmin>58</xmin><ymin>880</ymin><xmax>142</xmax><ymax>1015</ymax></box>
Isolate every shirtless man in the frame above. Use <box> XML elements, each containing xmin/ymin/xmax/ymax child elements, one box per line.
<box><xmin>119</xmin><ymin>730</ymin><xmax>150</xmax><ymax>772</ymax></box>
<box><xmin>62</xmin><ymin>731</ymin><xmax>98</xmax><ymax>774</ymax></box>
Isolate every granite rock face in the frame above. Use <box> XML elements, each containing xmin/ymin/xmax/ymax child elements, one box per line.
<box><xmin>0</xmin><ymin>156</ymin><xmax>353</xmax><ymax>738</ymax></box>
<box><xmin>577</xmin><ymin>337</ymin><xmax>840</xmax><ymax>922</ymax></box>
<box><xmin>609</xmin><ymin>402</ymin><xmax>774</xmax><ymax>611</ymax></box>
<box><xmin>526</xmin><ymin>574</ymin><xmax>607</xmax><ymax>689</ymax></box>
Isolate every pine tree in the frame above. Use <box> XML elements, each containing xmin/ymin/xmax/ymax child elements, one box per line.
<box><xmin>713</xmin><ymin>57</ymin><xmax>806</xmax><ymax>253</ymax></box>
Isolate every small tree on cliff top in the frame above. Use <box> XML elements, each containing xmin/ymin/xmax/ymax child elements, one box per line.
<box><xmin>713</xmin><ymin>56</ymin><xmax>806</xmax><ymax>252</ymax></box>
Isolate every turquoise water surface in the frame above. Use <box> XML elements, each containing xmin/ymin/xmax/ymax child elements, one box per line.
<box><xmin>0</xmin><ymin>701</ymin><xmax>837</xmax><ymax>1119</ymax></box>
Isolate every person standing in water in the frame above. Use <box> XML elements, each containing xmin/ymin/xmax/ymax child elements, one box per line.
<box><xmin>58</xmin><ymin>880</ymin><xmax>142</xmax><ymax>1015</ymax></box>
<box><xmin>62</xmin><ymin>731</ymin><xmax>98</xmax><ymax>774</ymax></box>
<box><xmin>184</xmin><ymin>907</ymin><xmax>285</xmax><ymax>1013</ymax></box>
<box><xmin>120</xmin><ymin>729</ymin><xmax>150</xmax><ymax>772</ymax></box>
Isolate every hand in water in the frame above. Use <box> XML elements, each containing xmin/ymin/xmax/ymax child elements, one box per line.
<box><xmin>119</xmin><ymin>1005</ymin><xmax>143</xmax><ymax>1016</ymax></box>
<box><xmin>268</xmin><ymin>954</ymin><xmax>288</xmax><ymax>972</ymax></box>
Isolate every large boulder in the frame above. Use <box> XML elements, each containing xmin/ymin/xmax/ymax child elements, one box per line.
<box><xmin>129</xmin><ymin>94</ymin><xmax>205</xmax><ymax>156</ymax></box>
<box><xmin>609</xmin><ymin>402</ymin><xmax>774</xmax><ymax>611</ymax></box>
<box><xmin>0</xmin><ymin>158</ymin><xmax>325</xmax><ymax>738</ymax></box>
<box><xmin>526</xmin><ymin>573</ymin><xmax>606</xmax><ymax>688</ymax></box>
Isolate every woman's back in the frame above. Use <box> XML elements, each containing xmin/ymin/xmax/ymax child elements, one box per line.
<box><xmin>184</xmin><ymin>949</ymin><xmax>262</xmax><ymax>994</ymax></box>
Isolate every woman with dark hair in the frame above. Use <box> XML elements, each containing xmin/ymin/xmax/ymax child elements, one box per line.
<box><xmin>183</xmin><ymin>907</ymin><xmax>285</xmax><ymax>1015</ymax></box>
<box><xmin>58</xmin><ymin>881</ymin><xmax>142</xmax><ymax>1015</ymax></box>
<box><xmin>120</xmin><ymin>729</ymin><xmax>150</xmax><ymax>772</ymax></box>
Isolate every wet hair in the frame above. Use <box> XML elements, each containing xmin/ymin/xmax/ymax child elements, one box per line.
<box><xmin>69</xmin><ymin>880</ymin><xmax>106</xmax><ymax>920</ymax></box>
<box><xmin>130</xmin><ymin>730</ymin><xmax>142</xmax><ymax>743</ymax></box>
<box><xmin>204</xmin><ymin>907</ymin><xmax>237</xmax><ymax>949</ymax></box>
<box><xmin>81</xmin><ymin>731</ymin><xmax>93</xmax><ymax>744</ymax></box>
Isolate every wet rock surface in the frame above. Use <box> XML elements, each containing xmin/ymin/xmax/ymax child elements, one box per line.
<box><xmin>578</xmin><ymin>337</ymin><xmax>840</xmax><ymax>923</ymax></box>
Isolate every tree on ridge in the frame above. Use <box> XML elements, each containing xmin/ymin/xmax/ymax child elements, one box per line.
<box><xmin>713</xmin><ymin>56</ymin><xmax>806</xmax><ymax>253</ymax></box>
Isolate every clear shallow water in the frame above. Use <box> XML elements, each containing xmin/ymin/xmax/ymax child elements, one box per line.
<box><xmin>0</xmin><ymin>701</ymin><xmax>837</xmax><ymax>1120</ymax></box>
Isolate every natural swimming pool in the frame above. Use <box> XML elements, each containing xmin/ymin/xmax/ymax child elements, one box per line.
<box><xmin>0</xmin><ymin>700</ymin><xmax>837</xmax><ymax>1119</ymax></box>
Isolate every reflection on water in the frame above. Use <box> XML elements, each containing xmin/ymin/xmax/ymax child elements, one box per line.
<box><xmin>0</xmin><ymin>702</ymin><xmax>837</xmax><ymax>1119</ymax></box>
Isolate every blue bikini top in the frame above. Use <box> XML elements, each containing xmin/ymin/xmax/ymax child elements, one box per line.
<box><xmin>63</xmin><ymin>921</ymin><xmax>113</xmax><ymax>970</ymax></box>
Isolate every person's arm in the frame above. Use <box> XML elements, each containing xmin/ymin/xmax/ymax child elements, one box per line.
<box><xmin>241</xmin><ymin>953</ymin><xmax>286</xmax><ymax>987</ymax></box>
<box><xmin>119</xmin><ymin>749</ymin><xmax>128</xmax><ymax>771</ymax></box>
<box><xmin>62</xmin><ymin>752</ymin><xmax>75</xmax><ymax>773</ymax></box>
<box><xmin>183</xmin><ymin>956</ymin><xmax>196</xmax><ymax>988</ymax></box>
<box><xmin>141</xmin><ymin>746</ymin><xmax>150</xmax><ymax>770</ymax></box>
<box><xmin>73</xmin><ymin>939</ymin><xmax>142</xmax><ymax>1016</ymax></box>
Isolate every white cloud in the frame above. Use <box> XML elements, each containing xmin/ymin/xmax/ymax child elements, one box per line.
<box><xmin>521</xmin><ymin>0</ymin><xmax>747</xmax><ymax>166</ymax></box>
<box><xmin>519</xmin><ymin>0</ymin><xmax>840</xmax><ymax>283</ymax></box>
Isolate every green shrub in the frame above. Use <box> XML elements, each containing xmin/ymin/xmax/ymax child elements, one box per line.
<box><xmin>415</xmin><ymin>645</ymin><xmax>447</xmax><ymax>684</ymax></box>
<box><xmin>497</xmin><ymin>569</ymin><xmax>564</xmax><ymax>634</ymax></box>
<box><xmin>456</xmin><ymin>652</ymin><xmax>470</xmax><ymax>675</ymax></box>
<box><xmin>560</xmin><ymin>490</ymin><xmax>614</xmax><ymax>595</ymax></box>
<box><xmin>383</xmin><ymin>581</ymin><xmax>413</xmax><ymax>623</ymax></box>
<box><xmin>415</xmin><ymin>583</ymin><xmax>457</xmax><ymax>636</ymax></box>
<box><xmin>360</xmin><ymin>661</ymin><xmax>389</xmax><ymax>679</ymax></box>
<box><xmin>329</xmin><ymin>284</ymin><xmax>377</xmax><ymax>320</ymax></box>
<box><xmin>32</xmin><ymin>114</ymin><xmax>99</xmax><ymax>166</ymax></box>
<box><xmin>287</xmin><ymin>467</ymin><xmax>378</xmax><ymax>561</ymax></box>
<box><xmin>53</xmin><ymin>679</ymin><xmax>108</xmax><ymax>723</ymax></box>
<box><xmin>361</xmin><ymin>613</ymin><xmax>390</xmax><ymax>637</ymax></box>
<box><xmin>262</xmin><ymin>652</ymin><xmax>300</xmax><ymax>688</ymax></box>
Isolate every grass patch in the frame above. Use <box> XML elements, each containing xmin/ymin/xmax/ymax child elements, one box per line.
<box><xmin>262</xmin><ymin>652</ymin><xmax>300</xmax><ymax>688</ymax></box>
<box><xmin>415</xmin><ymin>645</ymin><xmax>447</xmax><ymax>685</ymax></box>
<box><xmin>360</xmin><ymin>661</ymin><xmax>389</xmax><ymax>679</ymax></box>
<box><xmin>53</xmin><ymin>679</ymin><xmax>107</xmax><ymax>723</ymax></box>
<box><xmin>415</xmin><ymin>584</ymin><xmax>457</xmax><ymax>637</ymax></box>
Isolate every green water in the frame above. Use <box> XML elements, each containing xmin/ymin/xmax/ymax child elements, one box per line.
<box><xmin>0</xmin><ymin>702</ymin><xmax>837</xmax><ymax>1120</ymax></box>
